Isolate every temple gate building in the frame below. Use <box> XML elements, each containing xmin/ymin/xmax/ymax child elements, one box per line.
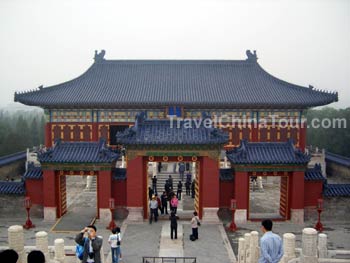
<box><xmin>14</xmin><ymin>50</ymin><xmax>338</xmax><ymax>223</ymax></box>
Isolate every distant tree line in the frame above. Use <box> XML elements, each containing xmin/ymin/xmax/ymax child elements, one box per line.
<box><xmin>0</xmin><ymin>109</ymin><xmax>45</xmax><ymax>157</ymax></box>
<box><xmin>306</xmin><ymin>107</ymin><xmax>350</xmax><ymax>157</ymax></box>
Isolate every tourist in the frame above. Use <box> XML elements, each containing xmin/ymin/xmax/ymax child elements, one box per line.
<box><xmin>191</xmin><ymin>211</ymin><xmax>200</xmax><ymax>240</ymax></box>
<box><xmin>161</xmin><ymin>191</ymin><xmax>168</xmax><ymax>215</ymax></box>
<box><xmin>164</xmin><ymin>180</ymin><xmax>171</xmax><ymax>195</ymax></box>
<box><xmin>157</xmin><ymin>162</ymin><xmax>162</xmax><ymax>173</ymax></box>
<box><xmin>27</xmin><ymin>250</ymin><xmax>45</xmax><ymax>263</ymax></box>
<box><xmin>75</xmin><ymin>225</ymin><xmax>103</xmax><ymax>263</ymax></box>
<box><xmin>258</xmin><ymin>219</ymin><xmax>283</xmax><ymax>263</ymax></box>
<box><xmin>169</xmin><ymin>211</ymin><xmax>180</xmax><ymax>239</ymax></box>
<box><xmin>148</xmin><ymin>186</ymin><xmax>154</xmax><ymax>200</ymax></box>
<box><xmin>185</xmin><ymin>179</ymin><xmax>191</xmax><ymax>196</ymax></box>
<box><xmin>179</xmin><ymin>162</ymin><xmax>186</xmax><ymax>181</ymax></box>
<box><xmin>152</xmin><ymin>175</ymin><xmax>157</xmax><ymax>194</ymax></box>
<box><xmin>177</xmin><ymin>181</ymin><xmax>183</xmax><ymax>200</ymax></box>
<box><xmin>191</xmin><ymin>179</ymin><xmax>195</xmax><ymax>198</ymax></box>
<box><xmin>186</xmin><ymin>172</ymin><xmax>192</xmax><ymax>183</ymax></box>
<box><xmin>170</xmin><ymin>194</ymin><xmax>178</xmax><ymax>214</ymax></box>
<box><xmin>0</xmin><ymin>249</ymin><xmax>18</xmax><ymax>263</ymax></box>
<box><xmin>155</xmin><ymin>193</ymin><xmax>162</xmax><ymax>215</ymax></box>
<box><xmin>168</xmin><ymin>175</ymin><xmax>173</xmax><ymax>190</ymax></box>
<box><xmin>108</xmin><ymin>227</ymin><xmax>121</xmax><ymax>263</ymax></box>
<box><xmin>149</xmin><ymin>195</ymin><xmax>158</xmax><ymax>223</ymax></box>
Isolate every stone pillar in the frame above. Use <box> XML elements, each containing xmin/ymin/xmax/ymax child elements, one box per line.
<box><xmin>318</xmin><ymin>233</ymin><xmax>328</xmax><ymax>259</ymax></box>
<box><xmin>121</xmin><ymin>156</ymin><xmax>126</xmax><ymax>168</ymax></box>
<box><xmin>192</xmin><ymin>162</ymin><xmax>196</xmax><ymax>179</ymax></box>
<box><xmin>35</xmin><ymin>231</ymin><xmax>49</xmax><ymax>262</ymax></box>
<box><xmin>237</xmin><ymin>237</ymin><xmax>246</xmax><ymax>263</ymax></box>
<box><xmin>8</xmin><ymin>225</ymin><xmax>25</xmax><ymax>263</ymax></box>
<box><xmin>86</xmin><ymin>175</ymin><xmax>93</xmax><ymax>189</ymax></box>
<box><xmin>301</xmin><ymin>228</ymin><xmax>318</xmax><ymax>263</ymax></box>
<box><xmin>244</xmin><ymin>233</ymin><xmax>251</xmax><ymax>263</ymax></box>
<box><xmin>280</xmin><ymin>233</ymin><xmax>296</xmax><ymax>263</ymax></box>
<box><xmin>249</xmin><ymin>231</ymin><xmax>259</xmax><ymax>263</ymax></box>
<box><xmin>54</xmin><ymin>238</ymin><xmax>65</xmax><ymax>263</ymax></box>
<box><xmin>257</xmin><ymin>176</ymin><xmax>263</xmax><ymax>190</ymax></box>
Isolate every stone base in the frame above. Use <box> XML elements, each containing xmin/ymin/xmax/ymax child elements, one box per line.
<box><xmin>202</xmin><ymin>207</ymin><xmax>220</xmax><ymax>224</ymax></box>
<box><xmin>99</xmin><ymin>208</ymin><xmax>112</xmax><ymax>224</ymax></box>
<box><xmin>235</xmin><ymin>209</ymin><xmax>247</xmax><ymax>224</ymax></box>
<box><xmin>291</xmin><ymin>209</ymin><xmax>304</xmax><ymax>224</ymax></box>
<box><xmin>43</xmin><ymin>207</ymin><xmax>57</xmax><ymax>221</ymax></box>
<box><xmin>125</xmin><ymin>207</ymin><xmax>144</xmax><ymax>223</ymax></box>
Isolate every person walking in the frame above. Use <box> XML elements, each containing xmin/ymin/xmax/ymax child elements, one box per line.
<box><xmin>169</xmin><ymin>212</ymin><xmax>180</xmax><ymax>239</ymax></box>
<box><xmin>75</xmin><ymin>225</ymin><xmax>103</xmax><ymax>263</ymax></box>
<box><xmin>108</xmin><ymin>227</ymin><xmax>121</xmax><ymax>263</ymax></box>
<box><xmin>161</xmin><ymin>191</ymin><xmax>168</xmax><ymax>215</ymax></box>
<box><xmin>149</xmin><ymin>195</ymin><xmax>158</xmax><ymax>224</ymax></box>
<box><xmin>148</xmin><ymin>186</ymin><xmax>154</xmax><ymax>200</ymax></box>
<box><xmin>168</xmin><ymin>175</ymin><xmax>173</xmax><ymax>190</ymax></box>
<box><xmin>191</xmin><ymin>179</ymin><xmax>195</xmax><ymax>198</ymax></box>
<box><xmin>155</xmin><ymin>193</ymin><xmax>162</xmax><ymax>216</ymax></box>
<box><xmin>258</xmin><ymin>219</ymin><xmax>283</xmax><ymax>263</ymax></box>
<box><xmin>152</xmin><ymin>175</ymin><xmax>157</xmax><ymax>194</ymax></box>
<box><xmin>170</xmin><ymin>195</ymin><xmax>178</xmax><ymax>214</ymax></box>
<box><xmin>185</xmin><ymin>179</ymin><xmax>191</xmax><ymax>196</ymax></box>
<box><xmin>191</xmin><ymin>211</ymin><xmax>200</xmax><ymax>240</ymax></box>
<box><xmin>177</xmin><ymin>181</ymin><xmax>183</xmax><ymax>200</ymax></box>
<box><xmin>179</xmin><ymin>162</ymin><xmax>186</xmax><ymax>181</ymax></box>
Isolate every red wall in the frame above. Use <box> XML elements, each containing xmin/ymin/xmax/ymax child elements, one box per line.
<box><xmin>304</xmin><ymin>181</ymin><xmax>323</xmax><ymax>207</ymax></box>
<box><xmin>112</xmin><ymin>180</ymin><xmax>127</xmax><ymax>206</ymax></box>
<box><xmin>43</xmin><ymin>170</ymin><xmax>57</xmax><ymax>207</ymax></box>
<box><xmin>290</xmin><ymin>171</ymin><xmax>305</xmax><ymax>209</ymax></box>
<box><xmin>201</xmin><ymin>157</ymin><xmax>219</xmax><ymax>208</ymax></box>
<box><xmin>98</xmin><ymin>170</ymin><xmax>112</xmax><ymax>209</ymax></box>
<box><xmin>126</xmin><ymin>156</ymin><xmax>144</xmax><ymax>208</ymax></box>
<box><xmin>219</xmin><ymin>180</ymin><xmax>234</xmax><ymax>208</ymax></box>
<box><xmin>26</xmin><ymin>180</ymin><xmax>44</xmax><ymax>205</ymax></box>
<box><xmin>234</xmin><ymin>171</ymin><xmax>249</xmax><ymax>209</ymax></box>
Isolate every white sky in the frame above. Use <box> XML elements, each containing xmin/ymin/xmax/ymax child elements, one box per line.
<box><xmin>0</xmin><ymin>0</ymin><xmax>349</xmax><ymax>109</ymax></box>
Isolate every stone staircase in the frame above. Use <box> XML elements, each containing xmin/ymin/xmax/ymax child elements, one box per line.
<box><xmin>153</xmin><ymin>172</ymin><xmax>184</xmax><ymax>194</ymax></box>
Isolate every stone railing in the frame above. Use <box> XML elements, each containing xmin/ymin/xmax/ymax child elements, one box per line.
<box><xmin>237</xmin><ymin>228</ymin><xmax>350</xmax><ymax>263</ymax></box>
<box><xmin>3</xmin><ymin>225</ymin><xmax>108</xmax><ymax>263</ymax></box>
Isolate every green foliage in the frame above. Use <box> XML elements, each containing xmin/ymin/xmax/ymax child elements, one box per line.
<box><xmin>0</xmin><ymin>109</ymin><xmax>45</xmax><ymax>157</ymax></box>
<box><xmin>306</xmin><ymin>107</ymin><xmax>350</xmax><ymax>157</ymax></box>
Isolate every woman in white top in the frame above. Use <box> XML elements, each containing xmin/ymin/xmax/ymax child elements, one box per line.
<box><xmin>190</xmin><ymin>211</ymin><xmax>200</xmax><ymax>240</ymax></box>
<box><xmin>108</xmin><ymin>227</ymin><xmax>121</xmax><ymax>263</ymax></box>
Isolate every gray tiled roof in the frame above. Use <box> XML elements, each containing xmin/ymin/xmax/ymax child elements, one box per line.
<box><xmin>305</xmin><ymin>164</ymin><xmax>325</xmax><ymax>181</ymax></box>
<box><xmin>39</xmin><ymin>139</ymin><xmax>119</xmax><ymax>163</ymax></box>
<box><xmin>0</xmin><ymin>151</ymin><xmax>26</xmax><ymax>167</ymax></box>
<box><xmin>226</xmin><ymin>139</ymin><xmax>310</xmax><ymax>165</ymax></box>
<box><xmin>14</xmin><ymin>51</ymin><xmax>338</xmax><ymax>108</ymax></box>
<box><xmin>0</xmin><ymin>182</ymin><xmax>25</xmax><ymax>195</ymax></box>
<box><xmin>23</xmin><ymin>164</ymin><xmax>43</xmax><ymax>180</ymax></box>
<box><xmin>325</xmin><ymin>152</ymin><xmax>350</xmax><ymax>167</ymax></box>
<box><xmin>323</xmin><ymin>184</ymin><xmax>350</xmax><ymax>197</ymax></box>
<box><xmin>116</xmin><ymin>112</ymin><xmax>229</xmax><ymax>145</ymax></box>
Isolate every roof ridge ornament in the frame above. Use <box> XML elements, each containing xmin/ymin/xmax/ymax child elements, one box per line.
<box><xmin>246</xmin><ymin>50</ymin><xmax>258</xmax><ymax>62</ymax></box>
<box><xmin>94</xmin><ymin>50</ymin><xmax>106</xmax><ymax>62</ymax></box>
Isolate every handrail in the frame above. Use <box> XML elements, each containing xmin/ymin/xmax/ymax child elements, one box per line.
<box><xmin>142</xmin><ymin>256</ymin><xmax>197</xmax><ymax>263</ymax></box>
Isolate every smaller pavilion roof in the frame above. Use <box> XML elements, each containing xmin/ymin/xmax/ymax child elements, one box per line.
<box><xmin>0</xmin><ymin>151</ymin><xmax>26</xmax><ymax>167</ymax></box>
<box><xmin>226</xmin><ymin>140</ymin><xmax>310</xmax><ymax>165</ymax></box>
<box><xmin>0</xmin><ymin>181</ymin><xmax>25</xmax><ymax>195</ymax></box>
<box><xmin>305</xmin><ymin>163</ymin><xmax>326</xmax><ymax>181</ymax></box>
<box><xmin>117</xmin><ymin>112</ymin><xmax>229</xmax><ymax>145</ymax></box>
<box><xmin>325</xmin><ymin>152</ymin><xmax>350</xmax><ymax>168</ymax></box>
<box><xmin>23</xmin><ymin>164</ymin><xmax>43</xmax><ymax>180</ymax></box>
<box><xmin>323</xmin><ymin>184</ymin><xmax>350</xmax><ymax>197</ymax></box>
<box><xmin>39</xmin><ymin>139</ymin><xmax>119</xmax><ymax>163</ymax></box>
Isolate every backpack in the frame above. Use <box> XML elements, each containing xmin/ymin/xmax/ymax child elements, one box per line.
<box><xmin>171</xmin><ymin>198</ymin><xmax>178</xmax><ymax>207</ymax></box>
<box><xmin>76</xmin><ymin>238</ymin><xmax>88</xmax><ymax>260</ymax></box>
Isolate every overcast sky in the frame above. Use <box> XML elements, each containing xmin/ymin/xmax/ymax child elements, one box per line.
<box><xmin>0</xmin><ymin>0</ymin><xmax>349</xmax><ymax>109</ymax></box>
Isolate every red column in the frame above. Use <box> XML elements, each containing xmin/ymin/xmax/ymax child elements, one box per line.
<box><xmin>45</xmin><ymin>123</ymin><xmax>52</xmax><ymax>147</ymax></box>
<box><xmin>126</xmin><ymin>156</ymin><xmax>144</xmax><ymax>207</ymax></box>
<box><xmin>92</xmin><ymin>123</ymin><xmax>99</xmax><ymax>141</ymax></box>
<box><xmin>201</xmin><ymin>156</ymin><xmax>219</xmax><ymax>207</ymax></box>
<box><xmin>43</xmin><ymin>170</ymin><xmax>56</xmax><ymax>207</ymax></box>
<box><xmin>98</xmin><ymin>170</ymin><xmax>112</xmax><ymax>208</ymax></box>
<box><xmin>234</xmin><ymin>171</ymin><xmax>249</xmax><ymax>209</ymax></box>
<box><xmin>290</xmin><ymin>171</ymin><xmax>305</xmax><ymax>209</ymax></box>
<box><xmin>299</xmin><ymin>124</ymin><xmax>307</xmax><ymax>151</ymax></box>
